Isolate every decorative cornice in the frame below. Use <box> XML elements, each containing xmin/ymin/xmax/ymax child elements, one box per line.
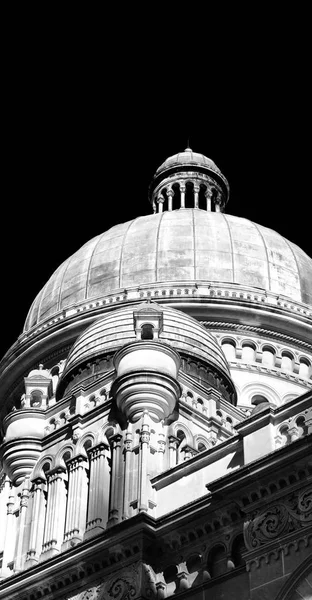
<box><xmin>201</xmin><ymin>321</ymin><xmax>312</xmax><ymax>351</ymax></box>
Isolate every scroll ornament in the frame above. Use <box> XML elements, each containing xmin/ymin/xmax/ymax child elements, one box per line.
<box><xmin>244</xmin><ymin>486</ymin><xmax>312</xmax><ymax>550</ymax></box>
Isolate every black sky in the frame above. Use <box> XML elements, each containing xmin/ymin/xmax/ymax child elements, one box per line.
<box><xmin>1</xmin><ymin>22</ymin><xmax>311</xmax><ymax>359</ymax></box>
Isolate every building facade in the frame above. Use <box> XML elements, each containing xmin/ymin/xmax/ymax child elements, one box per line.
<box><xmin>0</xmin><ymin>148</ymin><xmax>311</xmax><ymax>600</ymax></box>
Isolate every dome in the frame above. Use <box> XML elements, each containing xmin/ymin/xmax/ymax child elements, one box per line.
<box><xmin>156</xmin><ymin>147</ymin><xmax>223</xmax><ymax>177</ymax></box>
<box><xmin>61</xmin><ymin>304</ymin><xmax>232</xmax><ymax>383</ymax></box>
<box><xmin>24</xmin><ymin>210</ymin><xmax>312</xmax><ymax>332</ymax></box>
<box><xmin>151</xmin><ymin>147</ymin><xmax>230</xmax><ymax>205</ymax></box>
<box><xmin>27</xmin><ymin>364</ymin><xmax>51</xmax><ymax>379</ymax></box>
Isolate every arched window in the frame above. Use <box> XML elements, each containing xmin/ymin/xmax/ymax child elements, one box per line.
<box><xmin>141</xmin><ymin>324</ymin><xmax>154</xmax><ymax>340</ymax></box>
<box><xmin>281</xmin><ymin>351</ymin><xmax>294</xmax><ymax>372</ymax></box>
<box><xmin>176</xmin><ymin>430</ymin><xmax>186</xmax><ymax>464</ymax></box>
<box><xmin>299</xmin><ymin>357</ymin><xmax>311</xmax><ymax>378</ymax></box>
<box><xmin>198</xmin><ymin>184</ymin><xmax>208</xmax><ymax>210</ymax></box>
<box><xmin>207</xmin><ymin>544</ymin><xmax>227</xmax><ymax>577</ymax></box>
<box><xmin>197</xmin><ymin>442</ymin><xmax>207</xmax><ymax>452</ymax></box>
<box><xmin>221</xmin><ymin>339</ymin><xmax>236</xmax><ymax>361</ymax></box>
<box><xmin>280</xmin><ymin>425</ymin><xmax>291</xmax><ymax>446</ymax></box>
<box><xmin>51</xmin><ymin>366</ymin><xmax>60</xmax><ymax>394</ymax></box>
<box><xmin>296</xmin><ymin>415</ymin><xmax>308</xmax><ymax>437</ymax></box>
<box><xmin>172</xmin><ymin>183</ymin><xmax>181</xmax><ymax>210</ymax></box>
<box><xmin>242</xmin><ymin>342</ymin><xmax>256</xmax><ymax>362</ymax></box>
<box><xmin>231</xmin><ymin>534</ymin><xmax>246</xmax><ymax>567</ymax></box>
<box><xmin>226</xmin><ymin>416</ymin><xmax>233</xmax><ymax>429</ymax></box>
<box><xmin>163</xmin><ymin>564</ymin><xmax>178</xmax><ymax>595</ymax></box>
<box><xmin>262</xmin><ymin>345</ymin><xmax>276</xmax><ymax>366</ymax></box>
<box><xmin>30</xmin><ymin>391</ymin><xmax>42</xmax><ymax>408</ymax></box>
<box><xmin>185</xmin><ymin>181</ymin><xmax>194</xmax><ymax>208</ymax></box>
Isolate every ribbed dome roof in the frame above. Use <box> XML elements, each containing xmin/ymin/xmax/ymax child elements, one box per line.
<box><xmin>153</xmin><ymin>147</ymin><xmax>230</xmax><ymax>199</ymax></box>
<box><xmin>24</xmin><ymin>210</ymin><xmax>312</xmax><ymax>331</ymax></box>
<box><xmin>156</xmin><ymin>147</ymin><xmax>222</xmax><ymax>176</ymax></box>
<box><xmin>62</xmin><ymin>304</ymin><xmax>231</xmax><ymax>381</ymax></box>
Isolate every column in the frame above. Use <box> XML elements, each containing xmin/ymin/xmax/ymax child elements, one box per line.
<box><xmin>108</xmin><ymin>434</ymin><xmax>123</xmax><ymax>526</ymax></box>
<box><xmin>14</xmin><ymin>477</ymin><xmax>30</xmax><ymax>572</ymax></box>
<box><xmin>138</xmin><ymin>413</ymin><xmax>150</xmax><ymax>512</ymax></box>
<box><xmin>167</xmin><ymin>189</ymin><xmax>174</xmax><ymax>211</ymax></box>
<box><xmin>181</xmin><ymin>444</ymin><xmax>195</xmax><ymax>461</ymax></box>
<box><xmin>0</xmin><ymin>476</ymin><xmax>10</xmax><ymax>553</ymax></box>
<box><xmin>1</xmin><ymin>488</ymin><xmax>16</xmax><ymax>578</ymax></box>
<box><xmin>157</xmin><ymin>432</ymin><xmax>166</xmax><ymax>471</ymax></box>
<box><xmin>122</xmin><ymin>429</ymin><xmax>133</xmax><ymax>520</ymax></box>
<box><xmin>84</xmin><ymin>443</ymin><xmax>110</xmax><ymax>539</ymax></box>
<box><xmin>305</xmin><ymin>416</ymin><xmax>312</xmax><ymax>434</ymax></box>
<box><xmin>41</xmin><ymin>468</ymin><xmax>67</xmax><ymax>560</ymax></box>
<box><xmin>26</xmin><ymin>478</ymin><xmax>47</xmax><ymax>567</ymax></box>
<box><xmin>168</xmin><ymin>435</ymin><xmax>179</xmax><ymax>469</ymax></box>
<box><xmin>157</xmin><ymin>196</ymin><xmax>165</xmax><ymax>214</ymax></box>
<box><xmin>288</xmin><ymin>426</ymin><xmax>300</xmax><ymax>443</ymax></box>
<box><xmin>194</xmin><ymin>185</ymin><xmax>199</xmax><ymax>209</ymax></box>
<box><xmin>180</xmin><ymin>183</ymin><xmax>186</xmax><ymax>208</ymax></box>
<box><xmin>205</xmin><ymin>188</ymin><xmax>212</xmax><ymax>212</ymax></box>
<box><xmin>62</xmin><ymin>455</ymin><xmax>88</xmax><ymax>550</ymax></box>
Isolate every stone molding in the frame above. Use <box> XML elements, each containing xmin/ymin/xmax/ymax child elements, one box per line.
<box><xmin>244</xmin><ymin>485</ymin><xmax>312</xmax><ymax>551</ymax></box>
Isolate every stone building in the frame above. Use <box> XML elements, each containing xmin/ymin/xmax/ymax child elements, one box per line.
<box><xmin>0</xmin><ymin>148</ymin><xmax>311</xmax><ymax>600</ymax></box>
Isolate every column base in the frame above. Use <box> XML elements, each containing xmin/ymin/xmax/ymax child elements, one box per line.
<box><xmin>39</xmin><ymin>547</ymin><xmax>59</xmax><ymax>561</ymax></box>
<box><xmin>25</xmin><ymin>556</ymin><xmax>39</xmax><ymax>569</ymax></box>
<box><xmin>83</xmin><ymin>525</ymin><xmax>105</xmax><ymax>541</ymax></box>
<box><xmin>61</xmin><ymin>536</ymin><xmax>83</xmax><ymax>551</ymax></box>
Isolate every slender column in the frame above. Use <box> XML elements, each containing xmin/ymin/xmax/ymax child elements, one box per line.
<box><xmin>1</xmin><ymin>488</ymin><xmax>16</xmax><ymax>577</ymax></box>
<box><xmin>181</xmin><ymin>444</ymin><xmax>196</xmax><ymax>461</ymax></box>
<box><xmin>288</xmin><ymin>426</ymin><xmax>300</xmax><ymax>443</ymax></box>
<box><xmin>194</xmin><ymin>185</ymin><xmax>199</xmax><ymax>209</ymax></box>
<box><xmin>180</xmin><ymin>183</ymin><xmax>186</xmax><ymax>208</ymax></box>
<box><xmin>108</xmin><ymin>434</ymin><xmax>123</xmax><ymax>526</ymax></box>
<box><xmin>62</xmin><ymin>455</ymin><xmax>88</xmax><ymax>550</ymax></box>
<box><xmin>138</xmin><ymin>413</ymin><xmax>150</xmax><ymax>512</ymax></box>
<box><xmin>41</xmin><ymin>468</ymin><xmax>67</xmax><ymax>560</ymax></box>
<box><xmin>168</xmin><ymin>435</ymin><xmax>179</xmax><ymax>469</ymax></box>
<box><xmin>84</xmin><ymin>443</ymin><xmax>110</xmax><ymax>539</ymax></box>
<box><xmin>0</xmin><ymin>476</ymin><xmax>10</xmax><ymax>552</ymax></box>
<box><xmin>167</xmin><ymin>189</ymin><xmax>174</xmax><ymax>211</ymax></box>
<box><xmin>26</xmin><ymin>478</ymin><xmax>47</xmax><ymax>567</ymax></box>
<box><xmin>14</xmin><ymin>477</ymin><xmax>30</xmax><ymax>572</ymax></box>
<box><xmin>157</xmin><ymin>432</ymin><xmax>166</xmax><ymax>471</ymax></box>
<box><xmin>157</xmin><ymin>196</ymin><xmax>164</xmax><ymax>214</ymax></box>
<box><xmin>122</xmin><ymin>428</ymin><xmax>133</xmax><ymax>520</ymax></box>
<box><xmin>305</xmin><ymin>417</ymin><xmax>312</xmax><ymax>434</ymax></box>
<box><xmin>205</xmin><ymin>188</ymin><xmax>212</xmax><ymax>211</ymax></box>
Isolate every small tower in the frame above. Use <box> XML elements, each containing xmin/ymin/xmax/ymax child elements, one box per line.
<box><xmin>113</xmin><ymin>303</ymin><xmax>181</xmax><ymax>423</ymax></box>
<box><xmin>148</xmin><ymin>147</ymin><xmax>230</xmax><ymax>213</ymax></box>
<box><xmin>1</xmin><ymin>365</ymin><xmax>51</xmax><ymax>486</ymax></box>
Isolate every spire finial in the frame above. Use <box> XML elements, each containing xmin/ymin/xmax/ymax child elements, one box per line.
<box><xmin>185</xmin><ymin>138</ymin><xmax>192</xmax><ymax>152</ymax></box>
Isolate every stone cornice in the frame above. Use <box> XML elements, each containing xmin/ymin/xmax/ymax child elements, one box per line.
<box><xmin>151</xmin><ymin>435</ymin><xmax>241</xmax><ymax>490</ymax></box>
<box><xmin>207</xmin><ymin>433</ymin><xmax>312</xmax><ymax>501</ymax></box>
<box><xmin>202</xmin><ymin>320</ymin><xmax>312</xmax><ymax>351</ymax></box>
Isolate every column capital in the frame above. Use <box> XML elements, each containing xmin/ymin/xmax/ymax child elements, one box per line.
<box><xmin>7</xmin><ymin>494</ymin><xmax>15</xmax><ymax>514</ymax></box>
<box><xmin>66</xmin><ymin>454</ymin><xmax>89</xmax><ymax>471</ymax></box>
<box><xmin>87</xmin><ymin>442</ymin><xmax>109</xmax><ymax>460</ymax></box>
<box><xmin>110</xmin><ymin>433</ymin><xmax>123</xmax><ymax>449</ymax></box>
<box><xmin>168</xmin><ymin>435</ymin><xmax>179</xmax><ymax>449</ymax></box>
<box><xmin>46</xmin><ymin>466</ymin><xmax>67</xmax><ymax>482</ymax></box>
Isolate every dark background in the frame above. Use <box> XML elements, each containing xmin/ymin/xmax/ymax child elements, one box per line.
<box><xmin>1</xmin><ymin>17</ymin><xmax>311</xmax><ymax>359</ymax></box>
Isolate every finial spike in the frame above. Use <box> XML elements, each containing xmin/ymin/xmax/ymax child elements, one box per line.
<box><xmin>185</xmin><ymin>138</ymin><xmax>192</xmax><ymax>152</ymax></box>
